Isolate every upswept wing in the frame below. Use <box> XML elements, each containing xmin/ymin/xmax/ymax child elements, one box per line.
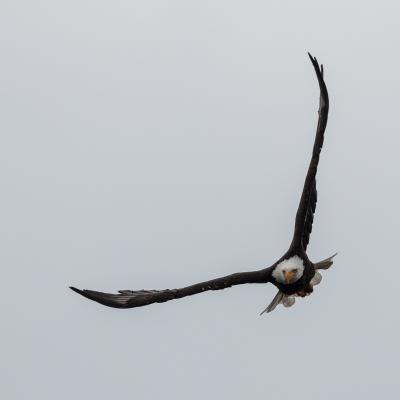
<box><xmin>291</xmin><ymin>53</ymin><xmax>330</xmax><ymax>251</ymax></box>
<box><xmin>70</xmin><ymin>268</ymin><xmax>272</xmax><ymax>309</ymax></box>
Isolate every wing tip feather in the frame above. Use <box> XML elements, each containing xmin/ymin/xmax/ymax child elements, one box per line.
<box><xmin>70</xmin><ymin>286</ymin><xmax>83</xmax><ymax>295</ymax></box>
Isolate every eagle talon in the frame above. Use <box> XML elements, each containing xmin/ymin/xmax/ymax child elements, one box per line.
<box><xmin>296</xmin><ymin>284</ymin><xmax>313</xmax><ymax>297</ymax></box>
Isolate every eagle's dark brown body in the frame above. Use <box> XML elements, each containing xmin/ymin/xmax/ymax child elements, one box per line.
<box><xmin>70</xmin><ymin>53</ymin><xmax>332</xmax><ymax>312</ymax></box>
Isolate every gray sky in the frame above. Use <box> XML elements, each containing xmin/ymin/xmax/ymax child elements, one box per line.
<box><xmin>2</xmin><ymin>1</ymin><xmax>400</xmax><ymax>399</ymax></box>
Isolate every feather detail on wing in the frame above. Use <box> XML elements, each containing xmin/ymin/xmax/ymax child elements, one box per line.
<box><xmin>70</xmin><ymin>268</ymin><xmax>272</xmax><ymax>309</ymax></box>
<box><xmin>291</xmin><ymin>53</ymin><xmax>329</xmax><ymax>252</ymax></box>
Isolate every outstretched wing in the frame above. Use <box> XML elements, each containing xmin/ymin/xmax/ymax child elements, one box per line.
<box><xmin>70</xmin><ymin>268</ymin><xmax>273</xmax><ymax>309</ymax></box>
<box><xmin>290</xmin><ymin>53</ymin><xmax>329</xmax><ymax>252</ymax></box>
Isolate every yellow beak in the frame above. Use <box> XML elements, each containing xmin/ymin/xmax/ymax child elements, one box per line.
<box><xmin>283</xmin><ymin>270</ymin><xmax>295</xmax><ymax>284</ymax></box>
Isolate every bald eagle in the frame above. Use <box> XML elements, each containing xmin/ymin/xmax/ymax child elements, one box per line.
<box><xmin>70</xmin><ymin>53</ymin><xmax>336</xmax><ymax>314</ymax></box>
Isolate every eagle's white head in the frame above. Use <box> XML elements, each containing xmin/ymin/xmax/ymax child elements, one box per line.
<box><xmin>272</xmin><ymin>256</ymin><xmax>305</xmax><ymax>284</ymax></box>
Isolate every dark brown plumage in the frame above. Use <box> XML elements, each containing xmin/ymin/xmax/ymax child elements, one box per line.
<box><xmin>290</xmin><ymin>54</ymin><xmax>329</xmax><ymax>253</ymax></box>
<box><xmin>70</xmin><ymin>53</ymin><xmax>332</xmax><ymax>312</ymax></box>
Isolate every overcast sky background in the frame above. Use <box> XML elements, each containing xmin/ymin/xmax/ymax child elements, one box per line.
<box><xmin>2</xmin><ymin>1</ymin><xmax>400</xmax><ymax>399</ymax></box>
